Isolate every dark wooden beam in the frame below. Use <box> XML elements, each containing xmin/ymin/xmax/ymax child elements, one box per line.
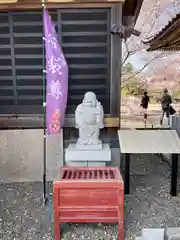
<box><xmin>122</xmin><ymin>0</ymin><xmax>144</xmax><ymax>34</ymax></box>
<box><xmin>110</xmin><ymin>3</ymin><xmax>122</xmax><ymax>123</ymax></box>
<box><xmin>48</xmin><ymin>0</ymin><xmax>124</xmax><ymax>2</ymax></box>
<box><xmin>0</xmin><ymin>0</ymin><xmax>123</xmax><ymax>10</ymax></box>
<box><xmin>0</xmin><ymin>116</ymin><xmax>120</xmax><ymax>129</ymax></box>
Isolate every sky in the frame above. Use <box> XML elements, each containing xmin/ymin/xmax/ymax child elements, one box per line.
<box><xmin>128</xmin><ymin>54</ymin><xmax>145</xmax><ymax>70</ymax></box>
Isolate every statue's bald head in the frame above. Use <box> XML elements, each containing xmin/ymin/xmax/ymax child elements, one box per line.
<box><xmin>84</xmin><ymin>92</ymin><xmax>96</xmax><ymax>101</ymax></box>
<box><xmin>83</xmin><ymin>92</ymin><xmax>97</xmax><ymax>107</ymax></box>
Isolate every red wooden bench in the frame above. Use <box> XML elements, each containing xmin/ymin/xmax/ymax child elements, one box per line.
<box><xmin>53</xmin><ymin>166</ymin><xmax>124</xmax><ymax>240</ymax></box>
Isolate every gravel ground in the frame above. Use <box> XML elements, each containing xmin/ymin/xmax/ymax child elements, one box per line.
<box><xmin>0</xmin><ymin>154</ymin><xmax>180</xmax><ymax>240</ymax></box>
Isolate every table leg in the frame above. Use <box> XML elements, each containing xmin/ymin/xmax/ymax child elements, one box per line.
<box><xmin>125</xmin><ymin>153</ymin><xmax>130</xmax><ymax>194</ymax></box>
<box><xmin>171</xmin><ymin>154</ymin><xmax>178</xmax><ymax>197</ymax></box>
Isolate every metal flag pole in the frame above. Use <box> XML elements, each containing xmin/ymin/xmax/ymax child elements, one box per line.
<box><xmin>42</xmin><ymin>0</ymin><xmax>48</xmax><ymax>206</ymax></box>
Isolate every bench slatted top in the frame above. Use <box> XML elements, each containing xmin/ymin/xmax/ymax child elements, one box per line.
<box><xmin>118</xmin><ymin>130</ymin><xmax>180</xmax><ymax>154</ymax></box>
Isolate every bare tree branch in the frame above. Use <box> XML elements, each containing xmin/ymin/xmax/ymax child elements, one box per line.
<box><xmin>144</xmin><ymin>20</ymin><xmax>156</xmax><ymax>39</ymax></box>
<box><xmin>121</xmin><ymin>40</ymin><xmax>147</xmax><ymax>67</ymax></box>
<box><xmin>172</xmin><ymin>0</ymin><xmax>180</xmax><ymax>13</ymax></box>
<box><xmin>121</xmin><ymin>0</ymin><xmax>162</xmax><ymax>69</ymax></box>
<box><xmin>122</xmin><ymin>52</ymin><xmax>173</xmax><ymax>84</ymax></box>
<box><xmin>137</xmin><ymin>0</ymin><xmax>159</xmax><ymax>32</ymax></box>
<box><xmin>120</xmin><ymin>0</ymin><xmax>178</xmax><ymax>92</ymax></box>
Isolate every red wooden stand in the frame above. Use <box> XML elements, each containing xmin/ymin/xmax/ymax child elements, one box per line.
<box><xmin>53</xmin><ymin>167</ymin><xmax>124</xmax><ymax>240</ymax></box>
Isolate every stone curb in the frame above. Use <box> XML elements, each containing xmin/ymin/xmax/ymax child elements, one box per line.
<box><xmin>142</xmin><ymin>228</ymin><xmax>164</xmax><ymax>240</ymax></box>
<box><xmin>165</xmin><ymin>227</ymin><xmax>180</xmax><ymax>240</ymax></box>
<box><xmin>137</xmin><ymin>228</ymin><xmax>180</xmax><ymax>240</ymax></box>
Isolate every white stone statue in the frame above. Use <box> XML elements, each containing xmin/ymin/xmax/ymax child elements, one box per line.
<box><xmin>75</xmin><ymin>91</ymin><xmax>104</xmax><ymax>150</ymax></box>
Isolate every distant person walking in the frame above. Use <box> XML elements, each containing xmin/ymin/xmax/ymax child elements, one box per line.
<box><xmin>140</xmin><ymin>91</ymin><xmax>150</xmax><ymax>125</ymax></box>
<box><xmin>160</xmin><ymin>88</ymin><xmax>172</xmax><ymax>126</ymax></box>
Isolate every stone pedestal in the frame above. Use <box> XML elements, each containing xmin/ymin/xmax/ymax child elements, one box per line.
<box><xmin>65</xmin><ymin>143</ymin><xmax>111</xmax><ymax>167</ymax></box>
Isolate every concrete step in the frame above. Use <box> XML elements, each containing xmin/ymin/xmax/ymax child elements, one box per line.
<box><xmin>142</xmin><ymin>228</ymin><xmax>164</xmax><ymax>240</ymax></box>
<box><xmin>165</xmin><ymin>227</ymin><xmax>180</xmax><ymax>240</ymax></box>
<box><xmin>137</xmin><ymin>228</ymin><xmax>180</xmax><ymax>240</ymax></box>
<box><xmin>135</xmin><ymin>236</ymin><xmax>142</xmax><ymax>240</ymax></box>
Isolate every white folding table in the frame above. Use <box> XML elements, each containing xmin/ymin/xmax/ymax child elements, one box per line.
<box><xmin>118</xmin><ymin>129</ymin><xmax>180</xmax><ymax>196</ymax></box>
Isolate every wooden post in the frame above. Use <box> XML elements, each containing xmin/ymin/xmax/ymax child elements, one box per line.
<box><xmin>110</xmin><ymin>3</ymin><xmax>122</xmax><ymax>127</ymax></box>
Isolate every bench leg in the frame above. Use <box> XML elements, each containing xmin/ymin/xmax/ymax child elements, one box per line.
<box><xmin>125</xmin><ymin>153</ymin><xmax>130</xmax><ymax>194</ymax></box>
<box><xmin>171</xmin><ymin>153</ymin><xmax>178</xmax><ymax>197</ymax></box>
<box><xmin>117</xmin><ymin>222</ymin><xmax>124</xmax><ymax>240</ymax></box>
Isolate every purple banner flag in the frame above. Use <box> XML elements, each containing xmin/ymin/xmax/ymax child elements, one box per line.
<box><xmin>43</xmin><ymin>9</ymin><xmax>68</xmax><ymax>135</ymax></box>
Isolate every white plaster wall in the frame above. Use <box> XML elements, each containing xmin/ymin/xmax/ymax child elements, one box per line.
<box><xmin>0</xmin><ymin>129</ymin><xmax>63</xmax><ymax>182</ymax></box>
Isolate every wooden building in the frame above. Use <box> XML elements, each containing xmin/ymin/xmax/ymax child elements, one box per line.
<box><xmin>0</xmin><ymin>0</ymin><xmax>143</xmax><ymax>143</ymax></box>
<box><xmin>0</xmin><ymin>0</ymin><xmax>143</xmax><ymax>182</ymax></box>
<box><xmin>143</xmin><ymin>13</ymin><xmax>180</xmax><ymax>52</ymax></box>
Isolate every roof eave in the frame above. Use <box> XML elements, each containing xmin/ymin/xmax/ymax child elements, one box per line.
<box><xmin>144</xmin><ymin>13</ymin><xmax>180</xmax><ymax>46</ymax></box>
<box><xmin>147</xmin><ymin>45</ymin><xmax>180</xmax><ymax>52</ymax></box>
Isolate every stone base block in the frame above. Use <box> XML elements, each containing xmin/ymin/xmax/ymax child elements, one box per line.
<box><xmin>142</xmin><ymin>228</ymin><xmax>164</xmax><ymax>240</ymax></box>
<box><xmin>65</xmin><ymin>143</ymin><xmax>111</xmax><ymax>166</ymax></box>
<box><xmin>135</xmin><ymin>237</ymin><xmax>142</xmax><ymax>240</ymax></box>
<box><xmin>66</xmin><ymin>161</ymin><xmax>87</xmax><ymax>167</ymax></box>
<box><xmin>65</xmin><ymin>143</ymin><xmax>111</xmax><ymax>161</ymax></box>
<box><xmin>66</xmin><ymin>161</ymin><xmax>106</xmax><ymax>167</ymax></box>
<box><xmin>76</xmin><ymin>142</ymin><xmax>102</xmax><ymax>150</ymax></box>
<box><xmin>165</xmin><ymin>227</ymin><xmax>180</xmax><ymax>240</ymax></box>
<box><xmin>87</xmin><ymin>161</ymin><xmax>106</xmax><ymax>166</ymax></box>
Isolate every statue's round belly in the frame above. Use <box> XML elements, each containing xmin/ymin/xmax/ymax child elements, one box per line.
<box><xmin>84</xmin><ymin>114</ymin><xmax>96</xmax><ymax>124</ymax></box>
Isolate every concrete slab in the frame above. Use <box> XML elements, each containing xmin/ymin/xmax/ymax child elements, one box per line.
<box><xmin>65</xmin><ymin>143</ymin><xmax>111</xmax><ymax>162</ymax></box>
<box><xmin>142</xmin><ymin>228</ymin><xmax>164</xmax><ymax>240</ymax></box>
<box><xmin>0</xmin><ymin>129</ymin><xmax>63</xmax><ymax>182</ymax></box>
<box><xmin>135</xmin><ymin>237</ymin><xmax>142</xmax><ymax>240</ymax></box>
<box><xmin>165</xmin><ymin>227</ymin><xmax>180</xmax><ymax>240</ymax></box>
